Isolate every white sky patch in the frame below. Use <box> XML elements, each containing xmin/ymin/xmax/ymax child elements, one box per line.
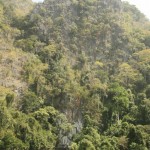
<box><xmin>32</xmin><ymin>0</ymin><xmax>44</xmax><ymax>2</ymax></box>
<box><xmin>122</xmin><ymin>0</ymin><xmax>150</xmax><ymax>20</ymax></box>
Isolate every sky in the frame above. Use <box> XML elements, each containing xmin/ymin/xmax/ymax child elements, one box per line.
<box><xmin>32</xmin><ymin>0</ymin><xmax>44</xmax><ymax>2</ymax></box>
<box><xmin>32</xmin><ymin>0</ymin><xmax>150</xmax><ymax>20</ymax></box>
<box><xmin>122</xmin><ymin>0</ymin><xmax>150</xmax><ymax>20</ymax></box>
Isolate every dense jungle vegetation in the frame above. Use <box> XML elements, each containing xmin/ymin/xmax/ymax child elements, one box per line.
<box><xmin>0</xmin><ymin>0</ymin><xmax>150</xmax><ymax>149</ymax></box>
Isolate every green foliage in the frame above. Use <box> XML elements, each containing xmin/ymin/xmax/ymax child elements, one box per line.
<box><xmin>138</xmin><ymin>99</ymin><xmax>150</xmax><ymax>124</ymax></box>
<box><xmin>106</xmin><ymin>83</ymin><xmax>130</xmax><ymax>125</ymax></box>
<box><xmin>0</xmin><ymin>104</ymin><xmax>58</xmax><ymax>149</ymax></box>
<box><xmin>0</xmin><ymin>0</ymin><xmax>150</xmax><ymax>149</ymax></box>
<box><xmin>116</xmin><ymin>63</ymin><xmax>142</xmax><ymax>88</ymax></box>
<box><xmin>100</xmin><ymin>136</ymin><xmax>119</xmax><ymax>150</ymax></box>
<box><xmin>146</xmin><ymin>85</ymin><xmax>150</xmax><ymax>98</ymax></box>
<box><xmin>20</xmin><ymin>91</ymin><xmax>43</xmax><ymax>113</ymax></box>
<box><xmin>0</xmin><ymin>130</ymin><xmax>27</xmax><ymax>150</ymax></box>
<box><xmin>6</xmin><ymin>93</ymin><xmax>14</xmax><ymax>107</ymax></box>
<box><xmin>78</xmin><ymin>139</ymin><xmax>96</xmax><ymax>150</ymax></box>
<box><xmin>73</xmin><ymin>127</ymin><xmax>101</xmax><ymax>150</ymax></box>
<box><xmin>108</xmin><ymin>83</ymin><xmax>130</xmax><ymax>109</ymax></box>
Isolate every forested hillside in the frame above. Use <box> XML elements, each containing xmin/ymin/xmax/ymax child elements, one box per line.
<box><xmin>0</xmin><ymin>0</ymin><xmax>150</xmax><ymax>149</ymax></box>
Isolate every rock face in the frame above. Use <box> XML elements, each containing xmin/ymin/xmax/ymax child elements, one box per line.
<box><xmin>0</xmin><ymin>50</ymin><xmax>27</xmax><ymax>92</ymax></box>
<box><xmin>57</xmin><ymin>119</ymin><xmax>83</xmax><ymax>149</ymax></box>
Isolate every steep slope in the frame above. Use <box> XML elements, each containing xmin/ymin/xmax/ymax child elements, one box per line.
<box><xmin>0</xmin><ymin>0</ymin><xmax>33</xmax><ymax>17</ymax></box>
<box><xmin>21</xmin><ymin>0</ymin><xmax>149</xmax><ymax>61</ymax></box>
<box><xmin>15</xmin><ymin>0</ymin><xmax>150</xmax><ymax>109</ymax></box>
<box><xmin>0</xmin><ymin>0</ymin><xmax>34</xmax><ymax>96</ymax></box>
<box><xmin>0</xmin><ymin>0</ymin><xmax>150</xmax><ymax>149</ymax></box>
<box><xmin>0</xmin><ymin>1</ymin><xmax>74</xmax><ymax>149</ymax></box>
